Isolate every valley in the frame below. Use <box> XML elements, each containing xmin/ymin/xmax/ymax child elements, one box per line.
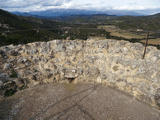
<box><xmin>1</xmin><ymin>9</ymin><xmax>160</xmax><ymax>49</ymax></box>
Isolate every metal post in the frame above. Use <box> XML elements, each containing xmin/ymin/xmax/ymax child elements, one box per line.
<box><xmin>142</xmin><ymin>32</ymin><xmax>149</xmax><ymax>59</ymax></box>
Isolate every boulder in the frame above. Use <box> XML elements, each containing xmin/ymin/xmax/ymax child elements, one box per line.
<box><xmin>64</xmin><ymin>69</ymin><xmax>78</xmax><ymax>79</ymax></box>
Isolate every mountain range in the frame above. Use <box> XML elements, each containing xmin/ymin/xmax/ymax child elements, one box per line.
<box><xmin>12</xmin><ymin>8</ymin><xmax>147</xmax><ymax>18</ymax></box>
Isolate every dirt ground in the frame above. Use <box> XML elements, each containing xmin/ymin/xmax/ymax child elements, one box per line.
<box><xmin>98</xmin><ymin>25</ymin><xmax>146</xmax><ymax>39</ymax></box>
<box><xmin>141</xmin><ymin>38</ymin><xmax>160</xmax><ymax>45</ymax></box>
<box><xmin>0</xmin><ymin>83</ymin><xmax>160</xmax><ymax>120</ymax></box>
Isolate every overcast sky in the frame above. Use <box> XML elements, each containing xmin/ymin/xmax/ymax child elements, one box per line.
<box><xmin>0</xmin><ymin>0</ymin><xmax>160</xmax><ymax>12</ymax></box>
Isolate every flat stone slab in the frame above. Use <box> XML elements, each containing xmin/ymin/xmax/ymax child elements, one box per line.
<box><xmin>0</xmin><ymin>83</ymin><xmax>160</xmax><ymax>120</ymax></box>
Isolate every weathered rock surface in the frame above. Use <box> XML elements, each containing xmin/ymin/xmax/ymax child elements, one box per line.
<box><xmin>0</xmin><ymin>39</ymin><xmax>160</xmax><ymax>109</ymax></box>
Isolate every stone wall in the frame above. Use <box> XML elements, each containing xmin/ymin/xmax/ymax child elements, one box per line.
<box><xmin>0</xmin><ymin>39</ymin><xmax>160</xmax><ymax>109</ymax></box>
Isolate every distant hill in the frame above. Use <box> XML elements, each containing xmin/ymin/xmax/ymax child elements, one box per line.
<box><xmin>0</xmin><ymin>9</ymin><xmax>37</xmax><ymax>30</ymax></box>
<box><xmin>50</xmin><ymin>14</ymin><xmax>117</xmax><ymax>24</ymax></box>
<box><xmin>112</xmin><ymin>13</ymin><xmax>160</xmax><ymax>31</ymax></box>
<box><xmin>12</xmin><ymin>8</ymin><xmax>145</xmax><ymax>18</ymax></box>
<box><xmin>150</xmin><ymin>13</ymin><xmax>160</xmax><ymax>18</ymax></box>
<box><xmin>0</xmin><ymin>9</ymin><xmax>64</xmax><ymax>30</ymax></box>
<box><xmin>13</xmin><ymin>9</ymin><xmax>111</xmax><ymax>18</ymax></box>
<box><xmin>11</xmin><ymin>8</ymin><xmax>160</xmax><ymax>31</ymax></box>
<box><xmin>0</xmin><ymin>9</ymin><xmax>68</xmax><ymax>46</ymax></box>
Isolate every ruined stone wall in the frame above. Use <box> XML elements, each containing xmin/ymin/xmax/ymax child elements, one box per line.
<box><xmin>0</xmin><ymin>39</ymin><xmax>160</xmax><ymax>108</ymax></box>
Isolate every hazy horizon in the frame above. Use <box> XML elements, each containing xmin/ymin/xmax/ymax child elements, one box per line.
<box><xmin>0</xmin><ymin>0</ymin><xmax>160</xmax><ymax>15</ymax></box>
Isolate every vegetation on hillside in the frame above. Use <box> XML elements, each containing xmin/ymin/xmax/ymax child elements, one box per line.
<box><xmin>112</xmin><ymin>15</ymin><xmax>160</xmax><ymax>31</ymax></box>
<box><xmin>0</xmin><ymin>9</ymin><xmax>160</xmax><ymax>49</ymax></box>
<box><xmin>0</xmin><ymin>9</ymin><xmax>111</xmax><ymax>46</ymax></box>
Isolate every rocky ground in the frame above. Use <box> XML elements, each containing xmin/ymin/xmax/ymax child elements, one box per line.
<box><xmin>0</xmin><ymin>83</ymin><xmax>160</xmax><ymax>120</ymax></box>
<box><xmin>0</xmin><ymin>39</ymin><xmax>160</xmax><ymax>108</ymax></box>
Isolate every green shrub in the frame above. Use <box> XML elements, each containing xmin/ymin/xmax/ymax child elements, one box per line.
<box><xmin>10</xmin><ymin>70</ymin><xmax>18</xmax><ymax>78</ymax></box>
<box><xmin>4</xmin><ymin>89</ymin><xmax>17</xmax><ymax>97</ymax></box>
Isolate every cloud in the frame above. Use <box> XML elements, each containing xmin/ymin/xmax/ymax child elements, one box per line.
<box><xmin>0</xmin><ymin>0</ymin><xmax>70</xmax><ymax>11</ymax></box>
<box><xmin>0</xmin><ymin>0</ymin><xmax>160</xmax><ymax>12</ymax></box>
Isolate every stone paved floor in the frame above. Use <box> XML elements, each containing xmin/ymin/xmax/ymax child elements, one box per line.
<box><xmin>0</xmin><ymin>83</ymin><xmax>160</xmax><ymax>120</ymax></box>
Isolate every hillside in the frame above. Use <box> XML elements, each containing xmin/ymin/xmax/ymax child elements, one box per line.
<box><xmin>51</xmin><ymin>14</ymin><xmax>117</xmax><ymax>24</ymax></box>
<box><xmin>113</xmin><ymin>14</ymin><xmax>160</xmax><ymax>31</ymax></box>
<box><xmin>50</xmin><ymin>13</ymin><xmax>160</xmax><ymax>31</ymax></box>
<box><xmin>0</xmin><ymin>9</ymin><xmax>36</xmax><ymax>30</ymax></box>
<box><xmin>0</xmin><ymin>9</ymin><xmax>66</xmax><ymax>46</ymax></box>
<box><xmin>0</xmin><ymin>9</ymin><xmax>65</xmax><ymax>29</ymax></box>
<box><xmin>0</xmin><ymin>9</ymin><xmax>111</xmax><ymax>46</ymax></box>
<box><xmin>50</xmin><ymin>13</ymin><xmax>160</xmax><ymax>48</ymax></box>
<box><xmin>1</xmin><ymin>9</ymin><xmax>160</xmax><ymax>49</ymax></box>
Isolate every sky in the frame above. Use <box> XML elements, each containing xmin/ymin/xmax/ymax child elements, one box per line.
<box><xmin>0</xmin><ymin>0</ymin><xmax>160</xmax><ymax>13</ymax></box>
